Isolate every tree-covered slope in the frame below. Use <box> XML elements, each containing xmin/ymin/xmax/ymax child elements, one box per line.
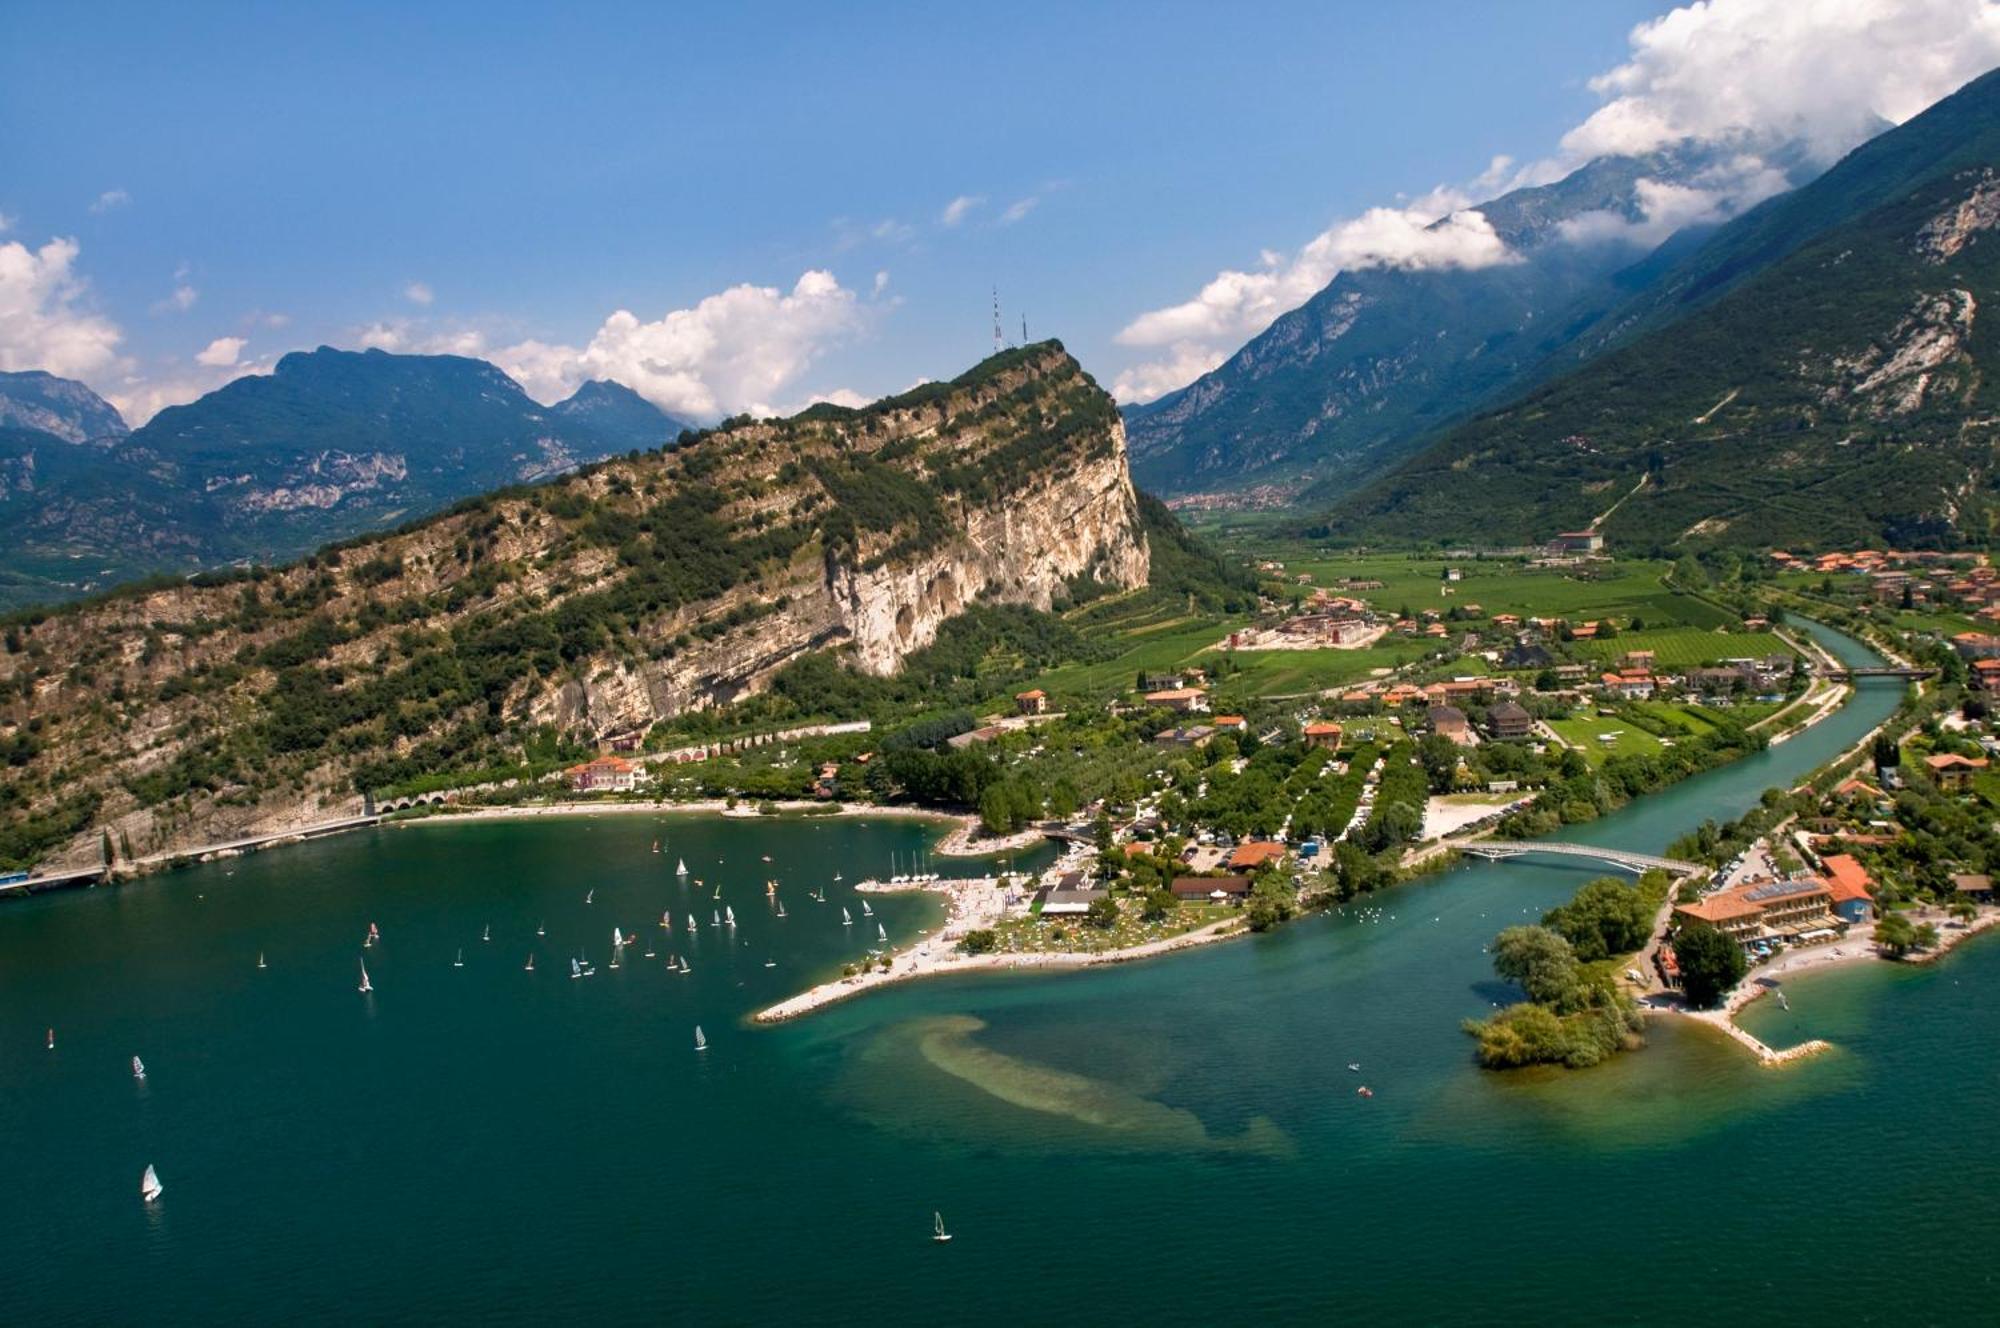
<box><xmin>1315</xmin><ymin>70</ymin><xmax>2000</xmax><ymax>551</ymax></box>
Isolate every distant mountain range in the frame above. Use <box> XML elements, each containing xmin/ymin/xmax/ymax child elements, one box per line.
<box><xmin>0</xmin><ymin>349</ymin><xmax>690</xmax><ymax>609</ymax></box>
<box><xmin>1315</xmin><ymin>66</ymin><xmax>2000</xmax><ymax>550</ymax></box>
<box><xmin>1122</xmin><ymin>143</ymin><xmax>1824</xmax><ymax>498</ymax></box>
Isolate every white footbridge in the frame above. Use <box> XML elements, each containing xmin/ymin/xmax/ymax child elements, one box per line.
<box><xmin>1458</xmin><ymin>842</ymin><xmax>1701</xmax><ymax>877</ymax></box>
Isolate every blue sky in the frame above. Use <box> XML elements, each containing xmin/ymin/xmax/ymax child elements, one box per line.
<box><xmin>4</xmin><ymin>0</ymin><xmax>1995</xmax><ymax>423</ymax></box>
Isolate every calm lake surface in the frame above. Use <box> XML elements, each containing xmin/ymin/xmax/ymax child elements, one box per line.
<box><xmin>6</xmin><ymin>621</ymin><xmax>1995</xmax><ymax>1324</ymax></box>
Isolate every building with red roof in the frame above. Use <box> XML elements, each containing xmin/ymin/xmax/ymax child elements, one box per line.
<box><xmin>1819</xmin><ymin>854</ymin><xmax>1875</xmax><ymax>922</ymax></box>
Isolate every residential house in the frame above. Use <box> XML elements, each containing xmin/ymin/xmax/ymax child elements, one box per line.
<box><xmin>1925</xmin><ymin>752</ymin><xmax>1988</xmax><ymax>789</ymax></box>
<box><xmin>1819</xmin><ymin>853</ymin><xmax>1875</xmax><ymax>922</ymax></box>
<box><xmin>1303</xmin><ymin>721</ymin><xmax>1344</xmax><ymax>750</ymax></box>
<box><xmin>1951</xmin><ymin>632</ymin><xmax>2000</xmax><ymax>661</ymax></box>
<box><xmin>566</xmin><ymin>755</ymin><xmax>641</xmax><ymax>793</ymax></box>
<box><xmin>1212</xmin><ymin>715</ymin><xmax>1247</xmax><ymax>734</ymax></box>
<box><xmin>1551</xmin><ymin>530</ymin><xmax>1605</xmax><ymax>553</ymax></box>
<box><xmin>1227</xmin><ymin>841</ymin><xmax>1289</xmax><ymax>872</ymax></box>
<box><xmin>1155</xmin><ymin>725</ymin><xmax>1215</xmax><ymax>748</ymax></box>
<box><xmin>1971</xmin><ymin>659</ymin><xmax>2000</xmax><ymax>692</ymax></box>
<box><xmin>1429</xmin><ymin>704</ymin><xmax>1474</xmax><ymax>745</ymax></box>
<box><xmin>1487</xmin><ymin>700</ymin><xmax>1534</xmax><ymax>740</ymax></box>
<box><xmin>1015</xmin><ymin>688</ymin><xmax>1048</xmax><ymax>715</ymax></box>
<box><xmin>1600</xmin><ymin>671</ymin><xmax>1657</xmax><ymax>700</ymax></box>
<box><xmin>1145</xmin><ymin>687</ymin><xmax>1210</xmax><ymax>714</ymax></box>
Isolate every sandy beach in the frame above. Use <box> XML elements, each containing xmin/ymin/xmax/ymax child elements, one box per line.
<box><xmin>753</xmin><ymin>869</ymin><xmax>1247</xmax><ymax>1023</ymax></box>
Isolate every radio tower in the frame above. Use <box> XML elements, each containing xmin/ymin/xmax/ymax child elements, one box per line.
<box><xmin>992</xmin><ymin>288</ymin><xmax>1003</xmax><ymax>355</ymax></box>
<box><xmin>1021</xmin><ymin>314</ymin><xmax>1028</xmax><ymax>344</ymax></box>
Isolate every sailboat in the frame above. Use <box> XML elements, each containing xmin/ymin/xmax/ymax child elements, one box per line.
<box><xmin>132</xmin><ymin>1055</ymin><xmax>146</xmax><ymax>1081</ymax></box>
<box><xmin>711</xmin><ymin>910</ymin><xmax>720</xmax><ymax>928</ymax></box>
<box><xmin>570</xmin><ymin>958</ymin><xmax>582</xmax><ymax>980</ymax></box>
<box><xmin>525</xmin><ymin>954</ymin><xmax>535</xmax><ymax>972</ymax></box>
<box><xmin>712</xmin><ymin>883</ymin><xmax>722</xmax><ymax>901</ymax></box>
<box><xmin>585</xmin><ymin>889</ymin><xmax>595</xmax><ymax>905</ymax></box>
<box><xmin>933</xmin><ymin>1212</ymin><xmax>952</xmax><ymax>1243</ymax></box>
<box><xmin>686</xmin><ymin>914</ymin><xmax>697</xmax><ymax>935</ymax></box>
<box><xmin>724</xmin><ymin>906</ymin><xmax>737</xmax><ymax>927</ymax></box>
<box><xmin>358</xmin><ymin>958</ymin><xmax>374</xmax><ymax>993</ymax></box>
<box><xmin>537</xmin><ymin>921</ymin><xmax>547</xmax><ymax>937</ymax></box>
<box><xmin>257</xmin><ymin>952</ymin><xmax>267</xmax><ymax>970</ymax></box>
<box><xmin>763</xmin><ymin>958</ymin><xmax>776</xmax><ymax>968</ymax></box>
<box><xmin>861</xmin><ymin>901</ymin><xmax>874</xmax><ymax>917</ymax></box>
<box><xmin>652</xmin><ymin>839</ymin><xmax>661</xmax><ymax>854</ymax></box>
<box><xmin>776</xmin><ymin>901</ymin><xmax>787</xmax><ymax>918</ymax></box>
<box><xmin>842</xmin><ymin>907</ymin><xmax>853</xmax><ymax>926</ymax></box>
<box><xmin>613</xmin><ymin>927</ymin><xmax>627</xmax><ymax>949</ymax></box>
<box><xmin>660</xmin><ymin>911</ymin><xmax>671</xmax><ymax>929</ymax></box>
<box><xmin>453</xmin><ymin>948</ymin><xmax>464</xmax><ymax>969</ymax></box>
<box><xmin>765</xmin><ymin>880</ymin><xmax>777</xmax><ymax>897</ymax></box>
<box><xmin>45</xmin><ymin>1028</ymin><xmax>53</xmax><ymax>1051</ymax></box>
<box><xmin>833</xmin><ymin>871</ymin><xmax>843</xmax><ymax>882</ymax></box>
<box><xmin>676</xmin><ymin>859</ymin><xmax>688</xmax><ymax>876</ymax></box>
<box><xmin>694</xmin><ymin>1025</ymin><xmax>708</xmax><ymax>1051</ymax></box>
<box><xmin>482</xmin><ymin>924</ymin><xmax>491</xmax><ymax>943</ymax></box>
<box><xmin>878</xmin><ymin>923</ymin><xmax>888</xmax><ymax>943</ymax></box>
<box><xmin>141</xmin><ymin>1165</ymin><xmax>164</xmax><ymax>1203</ymax></box>
<box><xmin>644</xmin><ymin>945</ymin><xmax>656</xmax><ymax>959</ymax></box>
<box><xmin>365</xmin><ymin>922</ymin><xmax>380</xmax><ymax>948</ymax></box>
<box><xmin>679</xmin><ymin>956</ymin><xmax>691</xmax><ymax>974</ymax></box>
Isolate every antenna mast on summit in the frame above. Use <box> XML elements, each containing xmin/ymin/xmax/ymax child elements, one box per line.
<box><xmin>992</xmin><ymin>288</ymin><xmax>1003</xmax><ymax>355</ymax></box>
<box><xmin>1021</xmin><ymin>314</ymin><xmax>1028</xmax><ymax>344</ymax></box>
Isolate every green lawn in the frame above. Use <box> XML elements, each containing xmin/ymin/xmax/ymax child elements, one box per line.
<box><xmin>1546</xmin><ymin>714</ymin><xmax>1666</xmax><ymax>764</ymax></box>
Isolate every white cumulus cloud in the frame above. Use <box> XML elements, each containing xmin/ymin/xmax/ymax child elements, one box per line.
<box><xmin>462</xmin><ymin>270</ymin><xmax>874</xmax><ymax>420</ymax></box>
<box><xmin>195</xmin><ymin>336</ymin><xmax>246</xmax><ymax>367</ymax></box>
<box><xmin>89</xmin><ymin>189</ymin><xmax>131</xmax><ymax>214</ymax></box>
<box><xmin>0</xmin><ymin>236</ymin><xmax>127</xmax><ymax>380</ymax></box>
<box><xmin>998</xmin><ymin>196</ymin><xmax>1039</xmax><ymax>225</ymax></box>
<box><xmin>1565</xmin><ymin>0</ymin><xmax>2000</xmax><ymax>166</ymax></box>
<box><xmin>404</xmin><ymin>281</ymin><xmax>434</xmax><ymax>306</ymax></box>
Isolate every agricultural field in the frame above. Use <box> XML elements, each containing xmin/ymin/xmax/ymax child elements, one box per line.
<box><xmin>1571</xmin><ymin>627</ymin><xmax>1794</xmax><ymax>668</ymax></box>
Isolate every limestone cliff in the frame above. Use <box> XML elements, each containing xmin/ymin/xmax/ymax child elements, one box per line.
<box><xmin>0</xmin><ymin>342</ymin><xmax>1147</xmax><ymax>869</ymax></box>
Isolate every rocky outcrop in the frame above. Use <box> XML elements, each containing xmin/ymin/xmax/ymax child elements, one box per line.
<box><xmin>0</xmin><ymin>342</ymin><xmax>1148</xmax><ymax>867</ymax></box>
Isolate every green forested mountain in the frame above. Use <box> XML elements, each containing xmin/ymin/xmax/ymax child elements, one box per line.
<box><xmin>0</xmin><ymin>350</ymin><xmax>690</xmax><ymax>611</ymax></box>
<box><xmin>1314</xmin><ymin>69</ymin><xmax>2000</xmax><ymax>551</ymax></box>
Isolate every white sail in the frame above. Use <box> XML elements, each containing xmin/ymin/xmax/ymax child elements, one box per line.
<box><xmin>525</xmin><ymin>954</ymin><xmax>535</xmax><ymax>971</ymax></box>
<box><xmin>842</xmin><ymin>907</ymin><xmax>852</xmax><ymax>925</ymax></box>
<box><xmin>711</xmin><ymin>910</ymin><xmax>720</xmax><ymax>927</ymax></box>
<box><xmin>613</xmin><ymin>927</ymin><xmax>626</xmax><ymax>948</ymax></box>
<box><xmin>878</xmin><ymin>923</ymin><xmax>888</xmax><ymax>942</ymax></box>
<box><xmin>725</xmin><ymin>906</ymin><xmax>736</xmax><ymax>926</ymax></box>
<box><xmin>141</xmin><ymin>1165</ymin><xmax>163</xmax><ymax>1202</ymax></box>
<box><xmin>570</xmin><ymin>957</ymin><xmax>582</xmax><ymax>979</ymax></box>
<box><xmin>679</xmin><ymin>956</ymin><xmax>690</xmax><ymax>973</ymax></box>
<box><xmin>694</xmin><ymin>1025</ymin><xmax>707</xmax><ymax>1051</ymax></box>
<box><xmin>677</xmin><ymin>858</ymin><xmax>688</xmax><ymax>875</ymax></box>
<box><xmin>132</xmin><ymin>1056</ymin><xmax>145</xmax><ymax>1080</ymax></box>
<box><xmin>585</xmin><ymin>889</ymin><xmax>594</xmax><ymax>904</ymax></box>
<box><xmin>934</xmin><ymin>1211</ymin><xmax>950</xmax><ymax>1242</ymax></box>
<box><xmin>861</xmin><ymin>901</ymin><xmax>873</xmax><ymax>917</ymax></box>
<box><xmin>482</xmin><ymin>924</ymin><xmax>490</xmax><ymax>942</ymax></box>
<box><xmin>358</xmin><ymin>958</ymin><xmax>372</xmax><ymax>993</ymax></box>
<box><xmin>257</xmin><ymin>953</ymin><xmax>267</xmax><ymax>969</ymax></box>
<box><xmin>686</xmin><ymin>915</ymin><xmax>697</xmax><ymax>934</ymax></box>
<box><xmin>454</xmin><ymin>948</ymin><xmax>463</xmax><ymax>968</ymax></box>
<box><xmin>661</xmin><ymin>911</ymin><xmax>670</xmax><ymax>928</ymax></box>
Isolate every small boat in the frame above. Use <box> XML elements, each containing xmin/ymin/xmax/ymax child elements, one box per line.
<box><xmin>537</xmin><ymin>921</ymin><xmax>547</xmax><ymax>937</ymax></box>
<box><xmin>45</xmin><ymin>1028</ymin><xmax>53</xmax><ymax>1051</ymax></box>
<box><xmin>585</xmin><ymin>889</ymin><xmax>595</xmax><ymax>905</ymax></box>
<box><xmin>762</xmin><ymin>855</ymin><xmax>773</xmax><ymax>863</ymax></box>
<box><xmin>570</xmin><ymin>958</ymin><xmax>582</xmax><ymax>980</ymax></box>
<box><xmin>833</xmin><ymin>872</ymin><xmax>843</xmax><ymax>882</ymax></box>
<box><xmin>1356</xmin><ymin>1086</ymin><xmax>1373</xmax><ymax>1098</ymax></box>
<box><xmin>132</xmin><ymin>1055</ymin><xmax>146</xmax><ymax>1081</ymax></box>
<box><xmin>609</xmin><ymin>952</ymin><xmax>620</xmax><ymax>970</ymax></box>
<box><xmin>660</xmin><ymin>911</ymin><xmax>671</xmax><ymax>929</ymax></box>
<box><xmin>877</xmin><ymin>923</ymin><xmax>888</xmax><ymax>943</ymax></box>
<box><xmin>644</xmin><ymin>946</ymin><xmax>656</xmax><ymax>959</ymax></box>
<box><xmin>652</xmin><ymin>839</ymin><xmax>661</xmax><ymax>854</ymax></box>
<box><xmin>766</xmin><ymin>880</ymin><xmax>777</xmax><ymax>896</ymax></box>
<box><xmin>933</xmin><ymin>1212</ymin><xmax>952</xmax><ymax>1243</ymax></box>
<box><xmin>842</xmin><ymin>907</ymin><xmax>853</xmax><ymax>926</ymax></box>
<box><xmin>525</xmin><ymin>954</ymin><xmax>535</xmax><ymax>972</ymax></box>
<box><xmin>676</xmin><ymin>859</ymin><xmax>688</xmax><ymax>876</ymax></box>
<box><xmin>613</xmin><ymin>927</ymin><xmax>627</xmax><ymax>949</ymax></box>
<box><xmin>481</xmin><ymin>924</ymin><xmax>491</xmax><ymax>943</ymax></box>
<box><xmin>141</xmin><ymin>1164</ymin><xmax>164</xmax><ymax>1203</ymax></box>
<box><xmin>712</xmin><ymin>884</ymin><xmax>721</xmax><ymax>901</ymax></box>
<box><xmin>358</xmin><ymin>958</ymin><xmax>373</xmax><ymax>994</ymax></box>
<box><xmin>453</xmin><ymin>949</ymin><xmax>464</xmax><ymax>969</ymax></box>
<box><xmin>686</xmin><ymin>915</ymin><xmax>697</xmax><ymax>935</ymax></box>
<box><xmin>861</xmin><ymin>902</ymin><xmax>873</xmax><ymax>918</ymax></box>
<box><xmin>724</xmin><ymin>906</ymin><xmax>737</xmax><ymax>928</ymax></box>
<box><xmin>776</xmin><ymin>901</ymin><xmax>787</xmax><ymax>918</ymax></box>
<box><xmin>1347</xmin><ymin>1063</ymin><xmax>1361</xmax><ymax>1073</ymax></box>
<box><xmin>694</xmin><ymin>1025</ymin><xmax>707</xmax><ymax>1052</ymax></box>
<box><xmin>678</xmin><ymin>956</ymin><xmax>691</xmax><ymax>974</ymax></box>
<box><xmin>1776</xmin><ymin>989</ymin><xmax>1791</xmax><ymax>1011</ymax></box>
<box><xmin>711</xmin><ymin>910</ymin><xmax>720</xmax><ymax>928</ymax></box>
<box><xmin>763</xmin><ymin>959</ymin><xmax>776</xmax><ymax>968</ymax></box>
<box><xmin>257</xmin><ymin>953</ymin><xmax>267</xmax><ymax>970</ymax></box>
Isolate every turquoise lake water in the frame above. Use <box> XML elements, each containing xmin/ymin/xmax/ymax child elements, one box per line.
<box><xmin>5</xmin><ymin>621</ymin><xmax>1996</xmax><ymax>1324</ymax></box>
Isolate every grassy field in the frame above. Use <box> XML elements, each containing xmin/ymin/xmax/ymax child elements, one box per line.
<box><xmin>1571</xmin><ymin>627</ymin><xmax>1793</xmax><ymax>668</ymax></box>
<box><xmin>1546</xmin><ymin>713</ymin><xmax>1667</xmax><ymax>763</ymax></box>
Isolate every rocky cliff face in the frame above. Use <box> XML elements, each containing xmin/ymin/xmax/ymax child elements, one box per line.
<box><xmin>0</xmin><ymin>343</ymin><xmax>1146</xmax><ymax>869</ymax></box>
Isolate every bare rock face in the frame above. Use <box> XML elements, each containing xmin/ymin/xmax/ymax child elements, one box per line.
<box><xmin>1</xmin><ymin>342</ymin><xmax>1149</xmax><ymax>867</ymax></box>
